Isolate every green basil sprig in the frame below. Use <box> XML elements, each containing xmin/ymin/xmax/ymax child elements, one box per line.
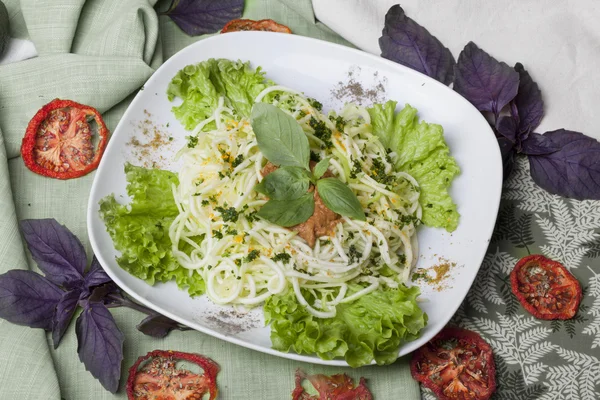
<box><xmin>257</xmin><ymin>193</ymin><xmax>315</xmax><ymax>227</ymax></box>
<box><xmin>316</xmin><ymin>178</ymin><xmax>366</xmax><ymax>221</ymax></box>
<box><xmin>251</xmin><ymin>103</ymin><xmax>310</xmax><ymax>170</ymax></box>
<box><xmin>251</xmin><ymin>103</ymin><xmax>365</xmax><ymax>227</ymax></box>
<box><xmin>254</xmin><ymin>166</ymin><xmax>311</xmax><ymax>200</ymax></box>
<box><xmin>312</xmin><ymin>157</ymin><xmax>330</xmax><ymax>180</ymax></box>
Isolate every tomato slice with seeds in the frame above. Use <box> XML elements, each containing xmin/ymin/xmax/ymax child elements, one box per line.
<box><xmin>221</xmin><ymin>18</ymin><xmax>292</xmax><ymax>34</ymax></box>
<box><xmin>126</xmin><ymin>350</ymin><xmax>219</xmax><ymax>400</ymax></box>
<box><xmin>20</xmin><ymin>99</ymin><xmax>109</xmax><ymax>179</ymax></box>
<box><xmin>292</xmin><ymin>369</ymin><xmax>373</xmax><ymax>400</ymax></box>
<box><xmin>411</xmin><ymin>327</ymin><xmax>496</xmax><ymax>400</ymax></box>
<box><xmin>510</xmin><ymin>254</ymin><xmax>582</xmax><ymax>320</ymax></box>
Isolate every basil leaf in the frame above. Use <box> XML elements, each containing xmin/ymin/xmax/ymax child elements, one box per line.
<box><xmin>254</xmin><ymin>166</ymin><xmax>310</xmax><ymax>200</ymax></box>
<box><xmin>313</xmin><ymin>157</ymin><xmax>330</xmax><ymax>180</ymax></box>
<box><xmin>257</xmin><ymin>193</ymin><xmax>315</xmax><ymax>227</ymax></box>
<box><xmin>251</xmin><ymin>103</ymin><xmax>310</xmax><ymax>170</ymax></box>
<box><xmin>163</xmin><ymin>0</ymin><xmax>244</xmax><ymax>36</ymax></box>
<box><xmin>316</xmin><ymin>178</ymin><xmax>365</xmax><ymax>221</ymax></box>
<box><xmin>76</xmin><ymin>300</ymin><xmax>124</xmax><ymax>393</ymax></box>
<box><xmin>0</xmin><ymin>270</ymin><xmax>63</xmax><ymax>330</ymax></box>
<box><xmin>20</xmin><ymin>219</ymin><xmax>87</xmax><ymax>287</ymax></box>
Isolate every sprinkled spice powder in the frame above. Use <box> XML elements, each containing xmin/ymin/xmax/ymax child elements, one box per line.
<box><xmin>331</xmin><ymin>67</ymin><xmax>387</xmax><ymax>105</ymax></box>
<box><xmin>126</xmin><ymin>109</ymin><xmax>174</xmax><ymax>168</ymax></box>
<box><xmin>203</xmin><ymin>309</ymin><xmax>259</xmax><ymax>336</ymax></box>
<box><xmin>411</xmin><ymin>258</ymin><xmax>456</xmax><ymax>291</ymax></box>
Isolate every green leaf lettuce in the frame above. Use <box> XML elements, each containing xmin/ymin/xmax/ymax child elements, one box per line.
<box><xmin>99</xmin><ymin>163</ymin><xmax>204</xmax><ymax>296</ymax></box>
<box><xmin>167</xmin><ymin>58</ymin><xmax>272</xmax><ymax>130</ymax></box>
<box><xmin>264</xmin><ymin>284</ymin><xmax>427</xmax><ymax>367</ymax></box>
<box><xmin>368</xmin><ymin>101</ymin><xmax>460</xmax><ymax>231</ymax></box>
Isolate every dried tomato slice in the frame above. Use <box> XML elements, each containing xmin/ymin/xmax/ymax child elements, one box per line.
<box><xmin>510</xmin><ymin>254</ymin><xmax>582</xmax><ymax>320</ymax></box>
<box><xmin>221</xmin><ymin>18</ymin><xmax>292</xmax><ymax>34</ymax></box>
<box><xmin>20</xmin><ymin>99</ymin><xmax>109</xmax><ymax>179</ymax></box>
<box><xmin>251</xmin><ymin>19</ymin><xmax>292</xmax><ymax>33</ymax></box>
<box><xmin>126</xmin><ymin>350</ymin><xmax>219</xmax><ymax>400</ymax></box>
<box><xmin>411</xmin><ymin>327</ymin><xmax>496</xmax><ymax>400</ymax></box>
<box><xmin>292</xmin><ymin>369</ymin><xmax>373</xmax><ymax>400</ymax></box>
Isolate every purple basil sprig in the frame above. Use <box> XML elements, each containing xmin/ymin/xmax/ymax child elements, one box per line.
<box><xmin>0</xmin><ymin>219</ymin><xmax>189</xmax><ymax>393</ymax></box>
<box><xmin>163</xmin><ymin>0</ymin><xmax>244</xmax><ymax>36</ymax></box>
<box><xmin>379</xmin><ymin>5</ymin><xmax>600</xmax><ymax>200</ymax></box>
<box><xmin>380</xmin><ymin>5</ymin><xmax>455</xmax><ymax>85</ymax></box>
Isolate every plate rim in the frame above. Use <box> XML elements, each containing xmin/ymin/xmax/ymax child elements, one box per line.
<box><xmin>87</xmin><ymin>31</ymin><xmax>503</xmax><ymax>366</ymax></box>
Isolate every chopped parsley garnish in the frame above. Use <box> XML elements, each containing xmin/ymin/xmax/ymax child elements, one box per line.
<box><xmin>186</xmin><ymin>135</ymin><xmax>198</xmax><ymax>148</ymax></box>
<box><xmin>218</xmin><ymin>146</ymin><xmax>232</xmax><ymax>163</ymax></box>
<box><xmin>349</xmin><ymin>159</ymin><xmax>362</xmax><ymax>179</ymax></box>
<box><xmin>370</xmin><ymin>158</ymin><xmax>394</xmax><ymax>185</ymax></box>
<box><xmin>310</xmin><ymin>151</ymin><xmax>321</xmax><ymax>162</ymax></box>
<box><xmin>309</xmin><ymin>117</ymin><xmax>333</xmax><ymax>148</ymax></box>
<box><xmin>212</xmin><ymin>230</ymin><xmax>223</xmax><ymax>239</ymax></box>
<box><xmin>385</xmin><ymin>148</ymin><xmax>393</xmax><ymax>164</ymax></box>
<box><xmin>218</xmin><ymin>170</ymin><xmax>232</xmax><ymax>179</ymax></box>
<box><xmin>201</xmin><ymin>199</ymin><xmax>210</xmax><ymax>206</ymax></box>
<box><xmin>332</xmin><ymin>115</ymin><xmax>346</xmax><ymax>132</ymax></box>
<box><xmin>231</xmin><ymin>154</ymin><xmax>244</xmax><ymax>168</ymax></box>
<box><xmin>225</xmin><ymin>226</ymin><xmax>238</xmax><ymax>236</ymax></box>
<box><xmin>215</xmin><ymin>206</ymin><xmax>239</xmax><ymax>222</ymax></box>
<box><xmin>246</xmin><ymin>211</ymin><xmax>258</xmax><ymax>222</ymax></box>
<box><xmin>398</xmin><ymin>254</ymin><xmax>407</xmax><ymax>265</ymax></box>
<box><xmin>244</xmin><ymin>249</ymin><xmax>261</xmax><ymax>263</ymax></box>
<box><xmin>272</xmin><ymin>252</ymin><xmax>292</xmax><ymax>264</ymax></box>
<box><xmin>298</xmin><ymin>110</ymin><xmax>307</xmax><ymax>118</ymax></box>
<box><xmin>348</xmin><ymin>245</ymin><xmax>361</xmax><ymax>265</ymax></box>
<box><xmin>397</xmin><ymin>213</ymin><xmax>420</xmax><ymax>227</ymax></box>
<box><xmin>308</xmin><ymin>98</ymin><xmax>323</xmax><ymax>111</ymax></box>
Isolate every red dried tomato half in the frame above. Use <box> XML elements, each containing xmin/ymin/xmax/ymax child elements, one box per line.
<box><xmin>292</xmin><ymin>369</ymin><xmax>373</xmax><ymax>400</ymax></box>
<box><xmin>126</xmin><ymin>350</ymin><xmax>219</xmax><ymax>400</ymax></box>
<box><xmin>221</xmin><ymin>18</ymin><xmax>292</xmax><ymax>34</ymax></box>
<box><xmin>510</xmin><ymin>254</ymin><xmax>582</xmax><ymax>320</ymax></box>
<box><xmin>410</xmin><ymin>327</ymin><xmax>496</xmax><ymax>400</ymax></box>
<box><xmin>20</xmin><ymin>99</ymin><xmax>109</xmax><ymax>179</ymax></box>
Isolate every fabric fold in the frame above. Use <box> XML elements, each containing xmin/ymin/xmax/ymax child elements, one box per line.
<box><xmin>0</xmin><ymin>126</ymin><xmax>61</xmax><ymax>399</ymax></box>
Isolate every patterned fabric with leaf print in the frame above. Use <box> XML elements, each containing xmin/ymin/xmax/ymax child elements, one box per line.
<box><xmin>421</xmin><ymin>156</ymin><xmax>600</xmax><ymax>400</ymax></box>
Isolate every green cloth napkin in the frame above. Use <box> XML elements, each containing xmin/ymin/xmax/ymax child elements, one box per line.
<box><xmin>0</xmin><ymin>0</ymin><xmax>419</xmax><ymax>398</ymax></box>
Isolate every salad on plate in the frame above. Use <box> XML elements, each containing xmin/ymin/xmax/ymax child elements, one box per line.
<box><xmin>99</xmin><ymin>58</ymin><xmax>460</xmax><ymax>367</ymax></box>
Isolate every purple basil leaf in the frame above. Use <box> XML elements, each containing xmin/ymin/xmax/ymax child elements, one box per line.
<box><xmin>0</xmin><ymin>270</ymin><xmax>63</xmax><ymax>330</ymax></box>
<box><xmin>136</xmin><ymin>313</ymin><xmax>190</xmax><ymax>338</ymax></box>
<box><xmin>520</xmin><ymin>132</ymin><xmax>561</xmax><ymax>156</ymax></box>
<box><xmin>498</xmin><ymin>137</ymin><xmax>516</xmax><ymax>180</ymax></box>
<box><xmin>164</xmin><ymin>0</ymin><xmax>244</xmax><ymax>36</ymax></box>
<box><xmin>514</xmin><ymin>63</ymin><xmax>543</xmax><ymax>135</ymax></box>
<box><xmin>20</xmin><ymin>219</ymin><xmax>86</xmax><ymax>286</ymax></box>
<box><xmin>527</xmin><ymin>129</ymin><xmax>600</xmax><ymax>200</ymax></box>
<box><xmin>85</xmin><ymin>256</ymin><xmax>112</xmax><ymax>289</ymax></box>
<box><xmin>76</xmin><ymin>301</ymin><xmax>124</xmax><ymax>393</ymax></box>
<box><xmin>454</xmin><ymin>42</ymin><xmax>520</xmax><ymax>117</ymax></box>
<box><xmin>380</xmin><ymin>5</ymin><xmax>455</xmax><ymax>85</ymax></box>
<box><xmin>81</xmin><ymin>282</ymin><xmax>120</xmax><ymax>306</ymax></box>
<box><xmin>52</xmin><ymin>288</ymin><xmax>81</xmax><ymax>348</ymax></box>
<box><xmin>496</xmin><ymin>115</ymin><xmax>518</xmax><ymax>143</ymax></box>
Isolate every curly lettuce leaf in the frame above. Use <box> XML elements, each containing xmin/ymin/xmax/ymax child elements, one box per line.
<box><xmin>167</xmin><ymin>58</ymin><xmax>272</xmax><ymax>130</ymax></box>
<box><xmin>368</xmin><ymin>101</ymin><xmax>460</xmax><ymax>231</ymax></box>
<box><xmin>264</xmin><ymin>284</ymin><xmax>427</xmax><ymax>367</ymax></box>
<box><xmin>99</xmin><ymin>163</ymin><xmax>205</xmax><ymax>296</ymax></box>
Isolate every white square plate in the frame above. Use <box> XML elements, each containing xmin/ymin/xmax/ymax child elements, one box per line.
<box><xmin>87</xmin><ymin>32</ymin><xmax>502</xmax><ymax>366</ymax></box>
